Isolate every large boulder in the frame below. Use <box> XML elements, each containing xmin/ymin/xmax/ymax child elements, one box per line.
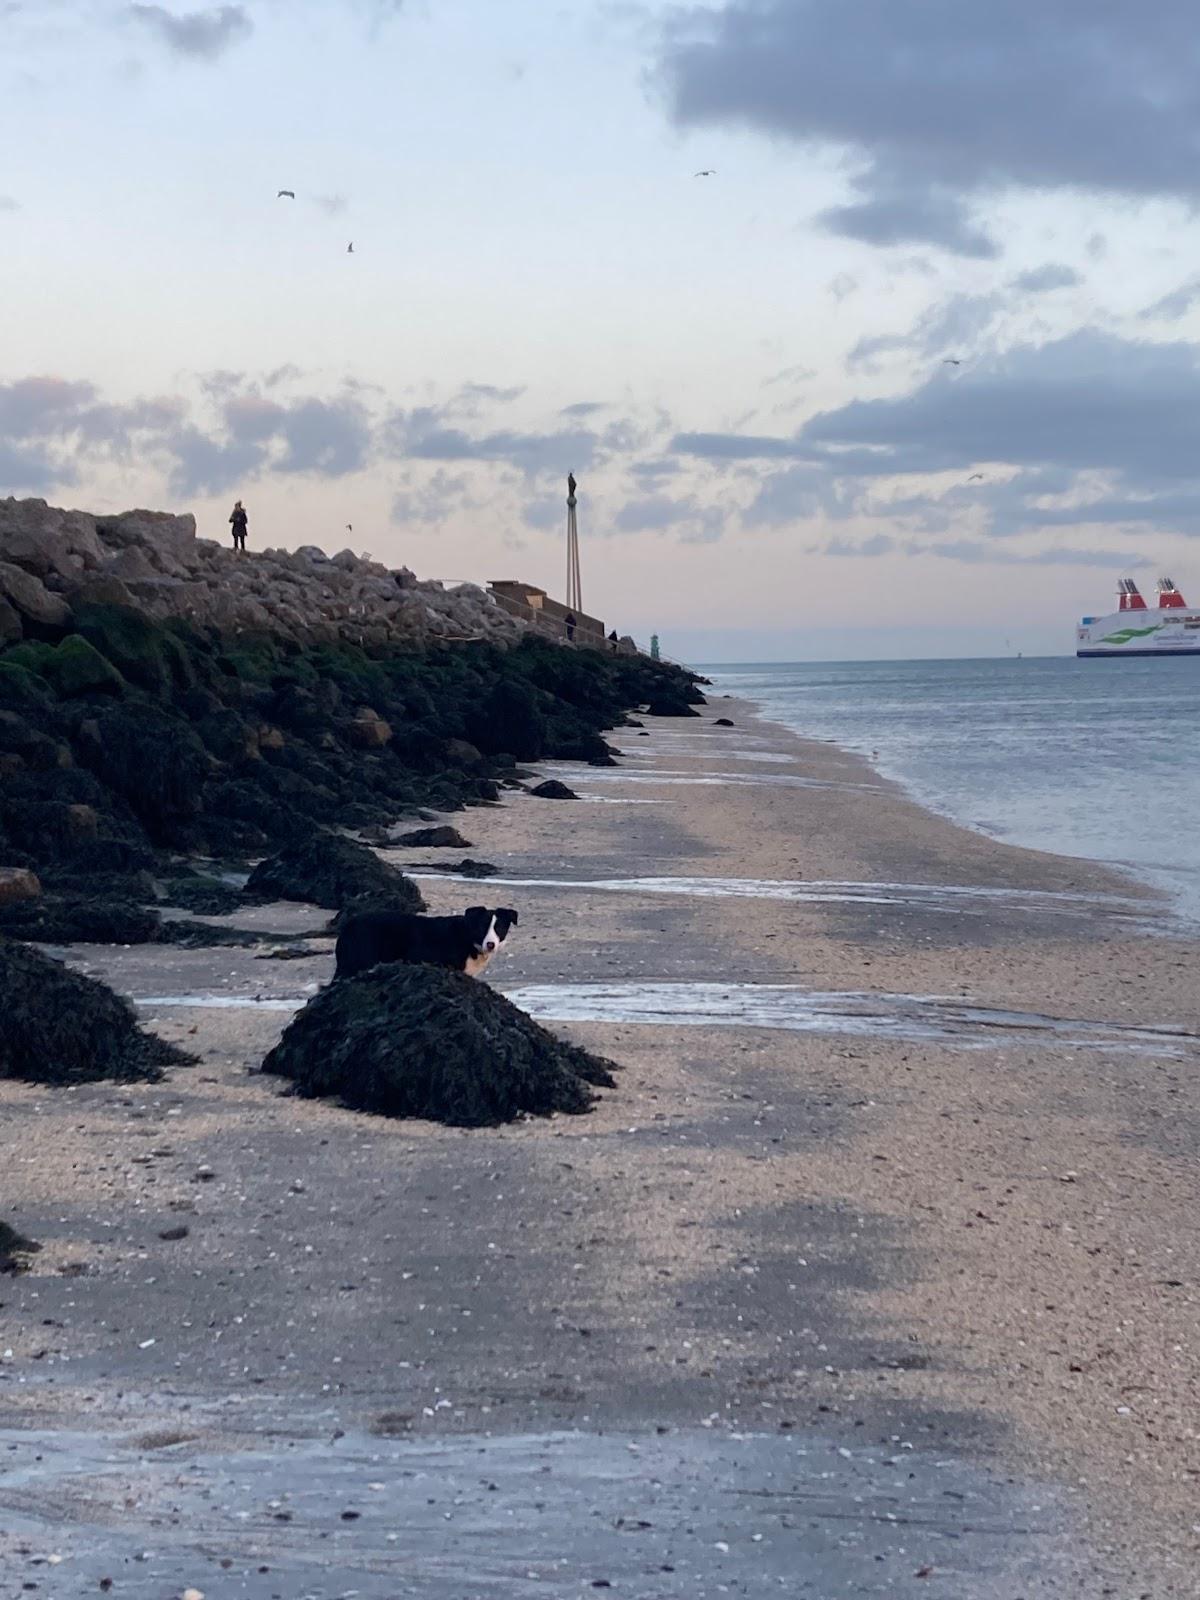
<box><xmin>0</xmin><ymin>868</ymin><xmax>41</xmax><ymax>907</ymax></box>
<box><xmin>0</xmin><ymin>497</ymin><xmax>105</xmax><ymax>579</ymax></box>
<box><xmin>261</xmin><ymin>963</ymin><xmax>615</xmax><ymax>1126</ymax></box>
<box><xmin>0</xmin><ymin>562</ymin><xmax>72</xmax><ymax>628</ymax></box>
<box><xmin>0</xmin><ymin>595</ymin><xmax>22</xmax><ymax>644</ymax></box>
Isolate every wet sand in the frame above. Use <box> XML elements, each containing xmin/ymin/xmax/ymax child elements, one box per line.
<box><xmin>1</xmin><ymin>698</ymin><xmax>1198</xmax><ymax>1596</ymax></box>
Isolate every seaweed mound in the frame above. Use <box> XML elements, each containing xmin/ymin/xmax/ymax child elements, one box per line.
<box><xmin>261</xmin><ymin>963</ymin><xmax>616</xmax><ymax>1126</ymax></box>
<box><xmin>393</xmin><ymin>825</ymin><xmax>472</xmax><ymax>849</ymax></box>
<box><xmin>0</xmin><ymin>895</ymin><xmax>161</xmax><ymax>945</ymax></box>
<box><xmin>531</xmin><ymin>780</ymin><xmax>578</xmax><ymax>800</ymax></box>
<box><xmin>0</xmin><ymin>940</ymin><xmax>195</xmax><ymax>1085</ymax></box>
<box><xmin>0</xmin><ymin>1220</ymin><xmax>40</xmax><ymax>1275</ymax></box>
<box><xmin>412</xmin><ymin>857</ymin><xmax>499</xmax><ymax>879</ymax></box>
<box><xmin>244</xmin><ymin>832</ymin><xmax>425</xmax><ymax>914</ymax></box>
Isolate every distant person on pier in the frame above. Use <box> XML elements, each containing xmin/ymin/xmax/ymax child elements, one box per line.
<box><xmin>608</xmin><ymin>629</ymin><xmax>618</xmax><ymax>653</ymax></box>
<box><xmin>565</xmin><ymin>612</ymin><xmax>577</xmax><ymax>642</ymax></box>
<box><xmin>229</xmin><ymin>500</ymin><xmax>248</xmax><ymax>552</ymax></box>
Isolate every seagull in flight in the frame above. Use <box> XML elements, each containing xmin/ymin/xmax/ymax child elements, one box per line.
<box><xmin>967</xmin><ymin>472</ymin><xmax>985</xmax><ymax>482</ymax></box>
<box><xmin>694</xmin><ymin>169</ymin><xmax>716</xmax><ymax>178</ymax></box>
<box><xmin>276</xmin><ymin>189</ymin><xmax>295</xmax><ymax>199</ymax></box>
<box><xmin>346</xmin><ymin>523</ymin><xmax>353</xmax><ymax>532</ymax></box>
<box><xmin>347</xmin><ymin>241</ymin><xmax>355</xmax><ymax>253</ymax></box>
<box><xmin>942</xmin><ymin>357</ymin><xmax>963</xmax><ymax>366</ymax></box>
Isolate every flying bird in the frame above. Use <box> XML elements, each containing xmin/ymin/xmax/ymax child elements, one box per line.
<box><xmin>347</xmin><ymin>241</ymin><xmax>355</xmax><ymax>253</ymax></box>
<box><xmin>694</xmin><ymin>169</ymin><xmax>716</xmax><ymax>178</ymax></box>
<box><xmin>276</xmin><ymin>189</ymin><xmax>295</xmax><ymax>199</ymax></box>
<box><xmin>967</xmin><ymin>473</ymin><xmax>985</xmax><ymax>482</ymax></box>
<box><xmin>942</xmin><ymin>358</ymin><xmax>962</xmax><ymax>366</ymax></box>
<box><xmin>346</xmin><ymin>523</ymin><xmax>353</xmax><ymax>532</ymax></box>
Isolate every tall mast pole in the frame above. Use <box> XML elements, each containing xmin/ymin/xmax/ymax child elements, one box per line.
<box><xmin>566</xmin><ymin>471</ymin><xmax>582</xmax><ymax>614</ymax></box>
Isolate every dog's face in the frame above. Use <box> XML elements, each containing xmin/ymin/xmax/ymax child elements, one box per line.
<box><xmin>464</xmin><ymin>906</ymin><xmax>519</xmax><ymax>956</ymax></box>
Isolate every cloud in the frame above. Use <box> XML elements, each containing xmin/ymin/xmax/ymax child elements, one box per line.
<box><xmin>1010</xmin><ymin>263</ymin><xmax>1081</xmax><ymax>294</ymax></box>
<box><xmin>847</xmin><ymin>292</ymin><xmax>1001</xmax><ymax>371</ymax></box>
<box><xmin>673</xmin><ymin>330</ymin><xmax>1200</xmax><ymax>548</ymax></box>
<box><xmin>313</xmin><ymin>193</ymin><xmax>349</xmax><ymax>217</ymax></box>
<box><xmin>166</xmin><ymin>429</ymin><xmax>266</xmax><ymax>496</ymax></box>
<box><xmin>671</xmin><ymin>430</ymin><xmax>808</xmax><ymax>461</ymax></box>
<box><xmin>612</xmin><ymin>494</ymin><xmax>724</xmax><ymax>541</ymax></box>
<box><xmin>819</xmin><ymin>182</ymin><xmax>998</xmax><ymax>259</ymax></box>
<box><xmin>1139</xmin><ymin>276</ymin><xmax>1200</xmax><ymax>322</ymax></box>
<box><xmin>656</xmin><ymin>1</ymin><xmax>1200</xmax><ymax>255</ymax></box>
<box><xmin>802</xmin><ymin>330</ymin><xmax>1200</xmax><ymax>484</ymax></box>
<box><xmin>561</xmin><ymin>400</ymin><xmax>607</xmax><ymax>418</ymax></box>
<box><xmin>128</xmin><ymin>4</ymin><xmax>252</xmax><ymax>61</ymax></box>
<box><xmin>813</xmin><ymin>533</ymin><xmax>1148</xmax><ymax>568</ymax></box>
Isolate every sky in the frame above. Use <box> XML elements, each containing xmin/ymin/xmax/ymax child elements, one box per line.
<box><xmin>6</xmin><ymin>1</ymin><xmax>1200</xmax><ymax>661</ymax></box>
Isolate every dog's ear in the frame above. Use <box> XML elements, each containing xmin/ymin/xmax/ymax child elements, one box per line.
<box><xmin>495</xmin><ymin>907</ymin><xmax>519</xmax><ymax>934</ymax></box>
<box><xmin>464</xmin><ymin>906</ymin><xmax>489</xmax><ymax>933</ymax></box>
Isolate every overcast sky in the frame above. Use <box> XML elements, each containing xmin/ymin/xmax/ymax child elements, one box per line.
<box><xmin>6</xmin><ymin>1</ymin><xmax>1200</xmax><ymax>660</ymax></box>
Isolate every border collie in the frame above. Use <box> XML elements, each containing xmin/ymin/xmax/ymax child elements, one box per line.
<box><xmin>334</xmin><ymin>906</ymin><xmax>519</xmax><ymax>982</ymax></box>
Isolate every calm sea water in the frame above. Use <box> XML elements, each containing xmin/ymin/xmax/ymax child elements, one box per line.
<box><xmin>704</xmin><ymin>657</ymin><xmax>1200</xmax><ymax>912</ymax></box>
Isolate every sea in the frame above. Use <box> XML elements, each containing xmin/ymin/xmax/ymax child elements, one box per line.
<box><xmin>704</xmin><ymin>657</ymin><xmax>1200</xmax><ymax>917</ymax></box>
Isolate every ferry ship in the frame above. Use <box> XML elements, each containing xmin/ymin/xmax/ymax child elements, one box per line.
<box><xmin>1076</xmin><ymin>578</ymin><xmax>1200</xmax><ymax>657</ymax></box>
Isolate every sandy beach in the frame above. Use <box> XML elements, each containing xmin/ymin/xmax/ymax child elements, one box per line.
<box><xmin>2</xmin><ymin>696</ymin><xmax>1198</xmax><ymax>1598</ymax></box>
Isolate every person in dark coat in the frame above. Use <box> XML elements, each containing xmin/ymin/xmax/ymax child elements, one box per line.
<box><xmin>229</xmin><ymin>500</ymin><xmax>248</xmax><ymax>551</ymax></box>
<box><xmin>608</xmin><ymin>629</ymin><xmax>619</xmax><ymax>653</ymax></box>
<box><xmin>565</xmin><ymin>612</ymin><xmax>576</xmax><ymax>642</ymax></box>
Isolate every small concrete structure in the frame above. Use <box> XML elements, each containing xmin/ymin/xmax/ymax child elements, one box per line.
<box><xmin>488</xmin><ymin>580</ymin><xmax>606</xmax><ymax>645</ymax></box>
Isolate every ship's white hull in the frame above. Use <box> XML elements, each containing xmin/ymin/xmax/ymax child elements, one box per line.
<box><xmin>1076</xmin><ymin>608</ymin><xmax>1200</xmax><ymax>657</ymax></box>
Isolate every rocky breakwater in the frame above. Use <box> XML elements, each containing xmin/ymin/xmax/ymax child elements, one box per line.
<box><xmin>0</xmin><ymin>496</ymin><xmax>523</xmax><ymax>649</ymax></box>
<box><xmin>0</xmin><ymin>496</ymin><xmax>705</xmax><ymax>947</ymax></box>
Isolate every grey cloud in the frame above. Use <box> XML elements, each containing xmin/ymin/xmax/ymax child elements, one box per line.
<box><xmin>819</xmin><ymin>181</ymin><xmax>998</xmax><ymax>259</ymax></box>
<box><xmin>910</xmin><ymin>540</ymin><xmax>1150</xmax><ymax>569</ymax></box>
<box><xmin>128</xmin><ymin>4</ymin><xmax>252</xmax><ymax>61</ymax></box>
<box><xmin>612</xmin><ymin>495</ymin><xmax>724</xmax><ymax>541</ymax></box>
<box><xmin>0</xmin><ymin>442</ymin><xmax>70</xmax><ymax>494</ymax></box>
<box><xmin>802</xmin><ymin>330</ymin><xmax>1200</xmax><ymax>483</ymax></box>
<box><xmin>671</xmin><ymin>430</ymin><xmax>808</xmax><ymax>461</ymax></box>
<box><xmin>273</xmin><ymin>396</ymin><xmax>372</xmax><ymax>476</ymax></box>
<box><xmin>561</xmin><ymin>401</ymin><xmax>607</xmax><ymax>417</ymax></box>
<box><xmin>819</xmin><ymin>533</ymin><xmax>895</xmax><ymax>558</ymax></box>
<box><xmin>813</xmin><ymin>533</ymin><xmax>1147</xmax><ymax>568</ymax></box>
<box><xmin>847</xmin><ymin>292</ymin><xmax>1000</xmax><ymax>372</ymax></box>
<box><xmin>167</xmin><ymin>429</ymin><xmax>266</xmax><ymax>496</ymax></box>
<box><xmin>678</xmin><ymin>330</ymin><xmax>1200</xmax><ymax>545</ymax></box>
<box><xmin>657</xmin><ymin>1</ymin><xmax>1200</xmax><ymax>255</ymax></box>
<box><xmin>1010</xmin><ymin>263</ymin><xmax>1081</xmax><ymax>294</ymax></box>
<box><xmin>1139</xmin><ymin>276</ymin><xmax>1200</xmax><ymax>322</ymax></box>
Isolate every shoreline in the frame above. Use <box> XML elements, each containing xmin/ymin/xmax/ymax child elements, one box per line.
<box><xmin>706</xmin><ymin>663</ymin><xmax>1200</xmax><ymax>929</ymax></box>
<box><xmin>1</xmin><ymin>695</ymin><xmax>1197</xmax><ymax>1594</ymax></box>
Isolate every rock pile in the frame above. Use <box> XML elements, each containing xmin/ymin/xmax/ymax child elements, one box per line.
<box><xmin>262</xmin><ymin>963</ymin><xmax>616</xmax><ymax>1126</ymax></box>
<box><xmin>0</xmin><ymin>498</ymin><xmax>522</xmax><ymax>649</ymax></box>
<box><xmin>245</xmin><ymin>834</ymin><xmax>425</xmax><ymax>917</ymax></box>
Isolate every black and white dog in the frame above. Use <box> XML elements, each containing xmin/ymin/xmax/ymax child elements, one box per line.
<box><xmin>335</xmin><ymin>905</ymin><xmax>519</xmax><ymax>982</ymax></box>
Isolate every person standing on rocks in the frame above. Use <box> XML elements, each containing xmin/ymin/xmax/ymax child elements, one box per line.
<box><xmin>229</xmin><ymin>500</ymin><xmax>248</xmax><ymax>552</ymax></box>
<box><xmin>565</xmin><ymin>612</ymin><xmax>577</xmax><ymax>643</ymax></box>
